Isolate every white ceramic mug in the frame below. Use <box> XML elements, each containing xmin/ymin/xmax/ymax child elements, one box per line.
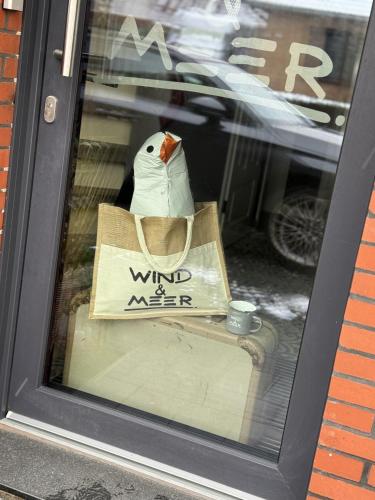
<box><xmin>226</xmin><ymin>300</ymin><xmax>263</xmax><ymax>336</ymax></box>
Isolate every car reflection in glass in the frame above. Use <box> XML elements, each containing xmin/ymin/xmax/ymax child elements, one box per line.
<box><xmin>83</xmin><ymin>43</ymin><xmax>343</xmax><ymax>268</ymax></box>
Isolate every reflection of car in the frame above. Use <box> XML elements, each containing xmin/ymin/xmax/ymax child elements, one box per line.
<box><xmin>84</xmin><ymin>43</ymin><xmax>343</xmax><ymax>267</ymax></box>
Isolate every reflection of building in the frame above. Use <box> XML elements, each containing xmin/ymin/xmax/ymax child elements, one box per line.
<box><xmin>166</xmin><ymin>1</ymin><xmax>266</xmax><ymax>58</ymax></box>
<box><xmin>247</xmin><ymin>0</ymin><xmax>371</xmax><ymax>103</ymax></box>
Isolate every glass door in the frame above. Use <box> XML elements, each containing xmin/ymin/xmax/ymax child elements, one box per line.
<box><xmin>7</xmin><ymin>0</ymin><xmax>374</xmax><ymax>497</ymax></box>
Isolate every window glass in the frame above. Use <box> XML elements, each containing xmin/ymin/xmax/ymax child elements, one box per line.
<box><xmin>46</xmin><ymin>0</ymin><xmax>373</xmax><ymax>459</ymax></box>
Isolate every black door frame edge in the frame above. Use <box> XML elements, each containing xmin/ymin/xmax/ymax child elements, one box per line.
<box><xmin>0</xmin><ymin>0</ymin><xmax>50</xmax><ymax>417</ymax></box>
<box><xmin>1</xmin><ymin>1</ymin><xmax>375</xmax><ymax>499</ymax></box>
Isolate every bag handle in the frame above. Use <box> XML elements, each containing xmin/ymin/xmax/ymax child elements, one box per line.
<box><xmin>134</xmin><ymin>215</ymin><xmax>194</xmax><ymax>274</ymax></box>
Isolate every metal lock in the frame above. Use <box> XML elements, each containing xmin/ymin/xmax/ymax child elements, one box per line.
<box><xmin>44</xmin><ymin>96</ymin><xmax>58</xmax><ymax>124</ymax></box>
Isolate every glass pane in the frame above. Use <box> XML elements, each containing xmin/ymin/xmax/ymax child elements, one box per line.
<box><xmin>46</xmin><ymin>0</ymin><xmax>373</xmax><ymax>459</ymax></box>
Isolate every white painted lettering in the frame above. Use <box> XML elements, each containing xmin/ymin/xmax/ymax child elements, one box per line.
<box><xmin>111</xmin><ymin>16</ymin><xmax>172</xmax><ymax>70</ymax></box>
<box><xmin>285</xmin><ymin>43</ymin><xmax>333</xmax><ymax>99</ymax></box>
<box><xmin>227</xmin><ymin>37</ymin><xmax>277</xmax><ymax>86</ymax></box>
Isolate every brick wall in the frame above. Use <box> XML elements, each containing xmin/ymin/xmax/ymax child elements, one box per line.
<box><xmin>308</xmin><ymin>190</ymin><xmax>375</xmax><ymax>499</ymax></box>
<box><xmin>0</xmin><ymin>2</ymin><xmax>21</xmax><ymax>249</ymax></box>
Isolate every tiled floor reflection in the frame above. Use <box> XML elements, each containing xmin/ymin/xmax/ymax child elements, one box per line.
<box><xmin>226</xmin><ymin>226</ymin><xmax>314</xmax><ymax>455</ymax></box>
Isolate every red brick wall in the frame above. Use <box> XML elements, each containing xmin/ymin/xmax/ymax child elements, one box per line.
<box><xmin>0</xmin><ymin>1</ymin><xmax>21</xmax><ymax>249</ymax></box>
<box><xmin>308</xmin><ymin>191</ymin><xmax>375</xmax><ymax>499</ymax></box>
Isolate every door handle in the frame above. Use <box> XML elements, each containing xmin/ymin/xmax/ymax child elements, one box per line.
<box><xmin>62</xmin><ymin>0</ymin><xmax>81</xmax><ymax>77</ymax></box>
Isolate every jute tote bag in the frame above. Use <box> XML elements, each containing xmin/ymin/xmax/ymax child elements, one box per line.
<box><xmin>89</xmin><ymin>202</ymin><xmax>231</xmax><ymax>319</ymax></box>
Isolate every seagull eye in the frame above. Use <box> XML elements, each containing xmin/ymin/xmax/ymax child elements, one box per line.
<box><xmin>146</xmin><ymin>145</ymin><xmax>154</xmax><ymax>153</ymax></box>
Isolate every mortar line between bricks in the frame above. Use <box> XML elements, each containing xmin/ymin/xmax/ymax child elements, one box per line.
<box><xmin>338</xmin><ymin>346</ymin><xmax>375</xmax><ymax>360</ymax></box>
<box><xmin>355</xmin><ymin>267</ymin><xmax>375</xmax><ymax>276</ymax></box>
<box><xmin>322</xmin><ymin>419</ymin><xmax>375</xmax><ymax>438</ymax></box>
<box><xmin>325</xmin><ymin>397</ymin><xmax>375</xmax><ymax>415</ymax></box>
<box><xmin>360</xmin><ymin>462</ymin><xmax>372</xmax><ymax>486</ymax></box>
<box><xmin>318</xmin><ymin>444</ymin><xmax>375</xmax><ymax>464</ymax></box>
<box><xmin>332</xmin><ymin>371</ymin><xmax>375</xmax><ymax>387</ymax></box>
<box><xmin>328</xmin><ymin>396</ymin><xmax>375</xmax><ymax>413</ymax></box>
<box><xmin>343</xmin><ymin>319</ymin><xmax>375</xmax><ymax>333</ymax></box>
<box><xmin>354</xmin><ymin>267</ymin><xmax>375</xmax><ymax>276</ymax></box>
<box><xmin>311</xmin><ymin>466</ymin><xmax>364</xmax><ymax>486</ymax></box>
<box><xmin>0</xmin><ymin>29</ymin><xmax>22</xmax><ymax>34</ymax></box>
<box><xmin>349</xmin><ymin>293</ymin><xmax>375</xmax><ymax>305</ymax></box>
<box><xmin>368</xmin><ymin>212</ymin><xmax>375</xmax><ymax>219</ymax></box>
<box><xmin>324</xmin><ymin>417</ymin><xmax>374</xmax><ymax>436</ymax></box>
<box><xmin>0</xmin><ymin>53</ymin><xmax>20</xmax><ymax>59</ymax></box>
<box><xmin>306</xmin><ymin>493</ymin><xmax>329</xmax><ymax>500</ymax></box>
<box><xmin>311</xmin><ymin>469</ymin><xmax>375</xmax><ymax>491</ymax></box>
<box><xmin>359</xmin><ymin>240</ymin><xmax>375</xmax><ymax>248</ymax></box>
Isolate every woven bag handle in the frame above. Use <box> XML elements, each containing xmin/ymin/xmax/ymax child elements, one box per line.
<box><xmin>134</xmin><ymin>215</ymin><xmax>194</xmax><ymax>274</ymax></box>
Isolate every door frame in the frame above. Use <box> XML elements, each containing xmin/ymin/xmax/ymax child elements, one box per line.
<box><xmin>1</xmin><ymin>1</ymin><xmax>375</xmax><ymax>498</ymax></box>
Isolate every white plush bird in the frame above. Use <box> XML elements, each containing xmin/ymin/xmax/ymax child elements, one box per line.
<box><xmin>130</xmin><ymin>132</ymin><xmax>195</xmax><ymax>217</ymax></box>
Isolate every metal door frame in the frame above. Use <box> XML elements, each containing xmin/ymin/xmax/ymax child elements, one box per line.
<box><xmin>1</xmin><ymin>1</ymin><xmax>375</xmax><ymax>498</ymax></box>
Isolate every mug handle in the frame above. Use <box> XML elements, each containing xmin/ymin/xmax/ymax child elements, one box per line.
<box><xmin>249</xmin><ymin>316</ymin><xmax>262</xmax><ymax>333</ymax></box>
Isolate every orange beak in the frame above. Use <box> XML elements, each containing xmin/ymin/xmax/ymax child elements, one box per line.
<box><xmin>160</xmin><ymin>133</ymin><xmax>179</xmax><ymax>164</ymax></box>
